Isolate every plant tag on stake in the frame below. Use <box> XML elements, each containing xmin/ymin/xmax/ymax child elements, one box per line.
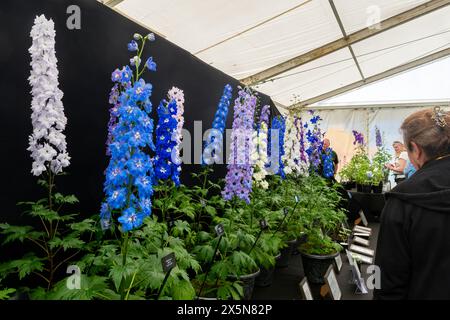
<box><xmin>100</xmin><ymin>218</ymin><xmax>111</xmax><ymax>231</ymax></box>
<box><xmin>260</xmin><ymin>219</ymin><xmax>268</xmax><ymax>230</ymax></box>
<box><xmin>161</xmin><ymin>253</ymin><xmax>176</xmax><ymax>274</ymax></box>
<box><xmin>215</xmin><ymin>223</ymin><xmax>225</xmax><ymax>237</ymax></box>
<box><xmin>334</xmin><ymin>254</ymin><xmax>343</xmax><ymax>272</ymax></box>
<box><xmin>295</xmin><ymin>195</ymin><xmax>300</xmax><ymax>203</ymax></box>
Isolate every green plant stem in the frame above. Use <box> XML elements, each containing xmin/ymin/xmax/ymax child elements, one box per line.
<box><xmin>27</xmin><ymin>237</ymin><xmax>48</xmax><ymax>254</ymax></box>
<box><xmin>125</xmin><ymin>271</ymin><xmax>138</xmax><ymax>300</ymax></box>
<box><xmin>197</xmin><ymin>235</ymin><xmax>222</xmax><ymax>299</ymax></box>
<box><xmin>32</xmin><ymin>271</ymin><xmax>50</xmax><ymax>284</ymax></box>
<box><xmin>119</xmin><ymin>232</ymin><xmax>130</xmax><ymax>300</ymax></box>
<box><xmin>53</xmin><ymin>250</ymin><xmax>80</xmax><ymax>274</ymax></box>
<box><xmin>47</xmin><ymin>169</ymin><xmax>55</xmax><ymax>290</ymax></box>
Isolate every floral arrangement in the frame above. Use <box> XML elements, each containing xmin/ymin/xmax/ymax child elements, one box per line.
<box><xmin>28</xmin><ymin>15</ymin><xmax>70</xmax><ymax>177</ymax></box>
<box><xmin>270</xmin><ymin>116</ymin><xmax>286</xmax><ymax>178</ymax></box>
<box><xmin>305</xmin><ymin>111</ymin><xmax>324</xmax><ymax>174</ymax></box>
<box><xmin>222</xmin><ymin>87</ymin><xmax>257</xmax><ymax>203</ymax></box>
<box><xmin>100</xmin><ymin>33</ymin><xmax>157</xmax><ymax>232</ymax></box>
<box><xmin>252</xmin><ymin>105</ymin><xmax>270</xmax><ymax>189</ymax></box>
<box><xmin>203</xmin><ymin>84</ymin><xmax>233</xmax><ymax>164</ymax></box>
<box><xmin>154</xmin><ymin>99</ymin><xmax>181</xmax><ymax>186</ymax></box>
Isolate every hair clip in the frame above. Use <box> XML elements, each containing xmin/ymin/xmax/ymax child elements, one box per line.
<box><xmin>432</xmin><ymin>107</ymin><xmax>447</xmax><ymax>128</ymax></box>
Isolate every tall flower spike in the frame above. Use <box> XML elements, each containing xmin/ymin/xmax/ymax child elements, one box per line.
<box><xmin>270</xmin><ymin>116</ymin><xmax>286</xmax><ymax>178</ymax></box>
<box><xmin>203</xmin><ymin>84</ymin><xmax>233</xmax><ymax>165</ymax></box>
<box><xmin>252</xmin><ymin>105</ymin><xmax>270</xmax><ymax>189</ymax></box>
<box><xmin>100</xmin><ymin>36</ymin><xmax>156</xmax><ymax>232</ymax></box>
<box><xmin>375</xmin><ymin>126</ymin><xmax>383</xmax><ymax>148</ymax></box>
<box><xmin>28</xmin><ymin>15</ymin><xmax>70</xmax><ymax>177</ymax></box>
<box><xmin>154</xmin><ymin>99</ymin><xmax>180</xmax><ymax>186</ymax></box>
<box><xmin>282</xmin><ymin>114</ymin><xmax>303</xmax><ymax>176</ymax></box>
<box><xmin>223</xmin><ymin>88</ymin><xmax>257</xmax><ymax>203</ymax></box>
<box><xmin>306</xmin><ymin>111</ymin><xmax>324</xmax><ymax>174</ymax></box>
<box><xmin>168</xmin><ymin>87</ymin><xmax>185</xmax><ymax>170</ymax></box>
<box><xmin>297</xmin><ymin>117</ymin><xmax>309</xmax><ymax>176</ymax></box>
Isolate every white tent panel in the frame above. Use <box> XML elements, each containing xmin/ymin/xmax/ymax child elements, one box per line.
<box><xmin>255</xmin><ymin>48</ymin><xmax>361</xmax><ymax>105</ymax></box>
<box><xmin>116</xmin><ymin>0</ymin><xmax>313</xmax><ymax>54</ymax></box>
<box><xmin>334</xmin><ymin>0</ymin><xmax>429</xmax><ymax>34</ymax></box>
<box><xmin>352</xmin><ymin>6</ymin><xmax>450</xmax><ymax>78</ymax></box>
<box><xmin>196</xmin><ymin>0</ymin><xmax>342</xmax><ymax>79</ymax></box>
<box><xmin>117</xmin><ymin>0</ymin><xmax>343</xmax><ymax>80</ymax></box>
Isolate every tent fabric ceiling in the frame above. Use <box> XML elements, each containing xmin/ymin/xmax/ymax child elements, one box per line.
<box><xmin>109</xmin><ymin>0</ymin><xmax>450</xmax><ymax>108</ymax></box>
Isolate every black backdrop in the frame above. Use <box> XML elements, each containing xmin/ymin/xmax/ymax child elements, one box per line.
<box><xmin>0</xmin><ymin>0</ymin><xmax>277</xmax><ymax>226</ymax></box>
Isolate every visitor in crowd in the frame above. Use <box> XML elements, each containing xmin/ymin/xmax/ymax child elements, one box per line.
<box><xmin>374</xmin><ymin>107</ymin><xmax>450</xmax><ymax>300</ymax></box>
<box><xmin>321</xmin><ymin>138</ymin><xmax>339</xmax><ymax>180</ymax></box>
<box><xmin>385</xmin><ymin>141</ymin><xmax>408</xmax><ymax>184</ymax></box>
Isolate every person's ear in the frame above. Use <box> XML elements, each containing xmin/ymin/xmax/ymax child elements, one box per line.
<box><xmin>410</xmin><ymin>141</ymin><xmax>421</xmax><ymax>157</ymax></box>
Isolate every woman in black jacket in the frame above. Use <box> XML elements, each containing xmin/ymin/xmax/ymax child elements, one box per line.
<box><xmin>374</xmin><ymin>107</ymin><xmax>450</xmax><ymax>300</ymax></box>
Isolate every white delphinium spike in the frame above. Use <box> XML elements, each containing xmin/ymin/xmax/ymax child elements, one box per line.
<box><xmin>168</xmin><ymin>87</ymin><xmax>185</xmax><ymax>165</ymax></box>
<box><xmin>28</xmin><ymin>15</ymin><xmax>70</xmax><ymax>176</ymax></box>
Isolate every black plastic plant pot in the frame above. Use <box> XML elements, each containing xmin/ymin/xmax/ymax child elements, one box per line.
<box><xmin>255</xmin><ymin>254</ymin><xmax>281</xmax><ymax>288</ymax></box>
<box><xmin>230</xmin><ymin>269</ymin><xmax>260</xmax><ymax>300</ymax></box>
<box><xmin>342</xmin><ymin>181</ymin><xmax>356</xmax><ymax>190</ymax></box>
<box><xmin>276</xmin><ymin>239</ymin><xmax>297</xmax><ymax>268</ymax></box>
<box><xmin>300</xmin><ymin>251</ymin><xmax>340</xmax><ymax>285</ymax></box>
<box><xmin>357</xmin><ymin>184</ymin><xmax>372</xmax><ymax>193</ymax></box>
<box><xmin>372</xmin><ymin>182</ymin><xmax>383</xmax><ymax>194</ymax></box>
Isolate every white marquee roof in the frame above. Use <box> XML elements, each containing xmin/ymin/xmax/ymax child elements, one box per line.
<box><xmin>101</xmin><ymin>0</ymin><xmax>450</xmax><ymax>109</ymax></box>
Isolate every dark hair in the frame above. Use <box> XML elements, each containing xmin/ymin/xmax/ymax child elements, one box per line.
<box><xmin>401</xmin><ymin>108</ymin><xmax>450</xmax><ymax>159</ymax></box>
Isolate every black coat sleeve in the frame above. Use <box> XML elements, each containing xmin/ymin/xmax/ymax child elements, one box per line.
<box><xmin>373</xmin><ymin>197</ymin><xmax>411</xmax><ymax>300</ymax></box>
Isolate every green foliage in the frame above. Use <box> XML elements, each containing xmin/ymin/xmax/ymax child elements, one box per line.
<box><xmin>1</xmin><ymin>253</ymin><xmax>45</xmax><ymax>280</ymax></box>
<box><xmin>0</xmin><ymin>288</ymin><xmax>16</xmax><ymax>300</ymax></box>
<box><xmin>0</xmin><ymin>172</ymin><xmax>94</xmax><ymax>294</ymax></box>
<box><xmin>340</xmin><ymin>146</ymin><xmax>373</xmax><ymax>185</ymax></box>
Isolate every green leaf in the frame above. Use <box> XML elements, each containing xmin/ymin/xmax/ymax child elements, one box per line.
<box><xmin>0</xmin><ymin>224</ymin><xmax>35</xmax><ymax>244</ymax></box>
<box><xmin>109</xmin><ymin>264</ymin><xmax>135</xmax><ymax>292</ymax></box>
<box><xmin>205</xmin><ymin>206</ymin><xmax>216</xmax><ymax>216</ymax></box>
<box><xmin>70</xmin><ymin>219</ymin><xmax>96</xmax><ymax>233</ymax></box>
<box><xmin>0</xmin><ymin>288</ymin><xmax>16</xmax><ymax>300</ymax></box>
<box><xmin>193</xmin><ymin>245</ymin><xmax>214</xmax><ymax>264</ymax></box>
<box><xmin>229</xmin><ymin>251</ymin><xmax>257</xmax><ymax>275</ymax></box>
<box><xmin>29</xmin><ymin>204</ymin><xmax>60</xmax><ymax>222</ymax></box>
<box><xmin>54</xmin><ymin>193</ymin><xmax>79</xmax><ymax>205</ymax></box>
<box><xmin>8</xmin><ymin>254</ymin><xmax>45</xmax><ymax>280</ymax></box>
<box><xmin>29</xmin><ymin>287</ymin><xmax>49</xmax><ymax>300</ymax></box>
<box><xmin>171</xmin><ymin>220</ymin><xmax>191</xmax><ymax>237</ymax></box>
<box><xmin>37</xmin><ymin>179</ymin><xmax>48</xmax><ymax>188</ymax></box>
<box><xmin>49</xmin><ymin>234</ymin><xmax>85</xmax><ymax>251</ymax></box>
<box><xmin>171</xmin><ymin>279</ymin><xmax>196</xmax><ymax>300</ymax></box>
<box><xmin>50</xmin><ymin>275</ymin><xmax>109</xmax><ymax>300</ymax></box>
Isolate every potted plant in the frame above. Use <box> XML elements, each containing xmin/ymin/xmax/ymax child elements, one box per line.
<box><xmin>298</xmin><ymin>176</ymin><xmax>347</xmax><ymax>284</ymax></box>
<box><xmin>371</xmin><ymin>127</ymin><xmax>392</xmax><ymax>193</ymax></box>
